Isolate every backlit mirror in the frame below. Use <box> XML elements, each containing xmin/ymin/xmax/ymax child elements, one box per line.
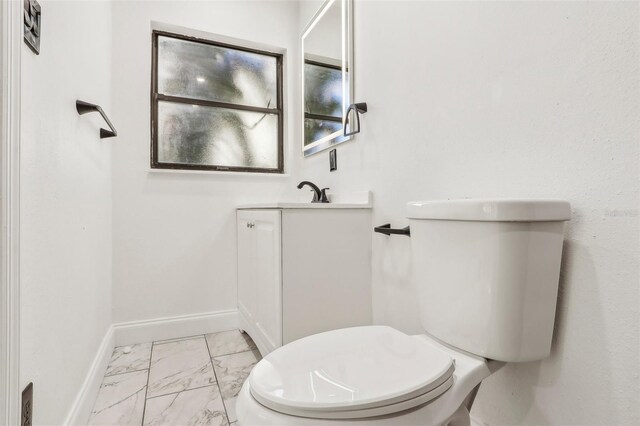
<box><xmin>302</xmin><ymin>0</ymin><xmax>353</xmax><ymax>156</ymax></box>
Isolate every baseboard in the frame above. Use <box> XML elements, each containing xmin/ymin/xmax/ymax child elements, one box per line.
<box><xmin>112</xmin><ymin>309</ymin><xmax>239</xmax><ymax>346</ymax></box>
<box><xmin>63</xmin><ymin>325</ymin><xmax>115</xmax><ymax>426</ymax></box>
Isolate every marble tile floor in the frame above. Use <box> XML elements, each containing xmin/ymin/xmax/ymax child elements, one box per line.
<box><xmin>88</xmin><ymin>330</ymin><xmax>261</xmax><ymax>426</ymax></box>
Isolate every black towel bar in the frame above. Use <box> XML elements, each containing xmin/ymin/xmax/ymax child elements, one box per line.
<box><xmin>76</xmin><ymin>100</ymin><xmax>117</xmax><ymax>139</ymax></box>
<box><xmin>374</xmin><ymin>223</ymin><xmax>411</xmax><ymax>237</ymax></box>
<box><xmin>343</xmin><ymin>102</ymin><xmax>368</xmax><ymax>137</ymax></box>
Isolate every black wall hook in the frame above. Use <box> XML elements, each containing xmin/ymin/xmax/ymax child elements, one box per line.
<box><xmin>374</xmin><ymin>223</ymin><xmax>411</xmax><ymax>237</ymax></box>
<box><xmin>76</xmin><ymin>100</ymin><xmax>118</xmax><ymax>139</ymax></box>
<box><xmin>344</xmin><ymin>102</ymin><xmax>368</xmax><ymax>136</ymax></box>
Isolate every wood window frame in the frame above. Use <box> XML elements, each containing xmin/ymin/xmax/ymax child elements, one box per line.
<box><xmin>150</xmin><ymin>30</ymin><xmax>284</xmax><ymax>173</ymax></box>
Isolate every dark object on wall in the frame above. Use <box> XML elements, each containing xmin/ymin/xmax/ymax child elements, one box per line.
<box><xmin>23</xmin><ymin>0</ymin><xmax>41</xmax><ymax>54</ymax></box>
<box><xmin>374</xmin><ymin>223</ymin><xmax>411</xmax><ymax>237</ymax></box>
<box><xmin>344</xmin><ymin>102</ymin><xmax>368</xmax><ymax>136</ymax></box>
<box><xmin>329</xmin><ymin>149</ymin><xmax>337</xmax><ymax>172</ymax></box>
<box><xmin>21</xmin><ymin>382</ymin><xmax>33</xmax><ymax>426</ymax></box>
<box><xmin>76</xmin><ymin>100</ymin><xmax>118</xmax><ymax>139</ymax></box>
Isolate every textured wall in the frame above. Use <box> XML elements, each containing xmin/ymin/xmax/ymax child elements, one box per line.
<box><xmin>20</xmin><ymin>1</ymin><xmax>113</xmax><ymax>424</ymax></box>
<box><xmin>297</xmin><ymin>1</ymin><xmax>640</xmax><ymax>424</ymax></box>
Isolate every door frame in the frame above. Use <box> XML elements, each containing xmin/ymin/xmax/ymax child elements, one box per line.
<box><xmin>1</xmin><ymin>1</ymin><xmax>22</xmax><ymax>424</ymax></box>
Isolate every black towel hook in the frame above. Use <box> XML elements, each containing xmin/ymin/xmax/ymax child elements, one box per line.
<box><xmin>76</xmin><ymin>100</ymin><xmax>117</xmax><ymax>139</ymax></box>
<box><xmin>374</xmin><ymin>223</ymin><xmax>411</xmax><ymax>237</ymax></box>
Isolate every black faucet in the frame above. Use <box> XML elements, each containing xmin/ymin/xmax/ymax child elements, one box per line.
<box><xmin>297</xmin><ymin>181</ymin><xmax>330</xmax><ymax>203</ymax></box>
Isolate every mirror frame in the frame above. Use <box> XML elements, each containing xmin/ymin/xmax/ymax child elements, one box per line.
<box><xmin>301</xmin><ymin>0</ymin><xmax>354</xmax><ymax>157</ymax></box>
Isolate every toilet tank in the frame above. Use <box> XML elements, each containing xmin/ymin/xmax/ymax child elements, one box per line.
<box><xmin>407</xmin><ymin>199</ymin><xmax>571</xmax><ymax>362</ymax></box>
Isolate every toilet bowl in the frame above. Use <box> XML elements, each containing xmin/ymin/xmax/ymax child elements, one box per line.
<box><xmin>236</xmin><ymin>199</ymin><xmax>571</xmax><ymax>426</ymax></box>
<box><xmin>236</xmin><ymin>326</ymin><xmax>498</xmax><ymax>425</ymax></box>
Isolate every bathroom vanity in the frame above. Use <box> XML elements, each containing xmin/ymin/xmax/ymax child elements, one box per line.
<box><xmin>236</xmin><ymin>197</ymin><xmax>372</xmax><ymax>355</ymax></box>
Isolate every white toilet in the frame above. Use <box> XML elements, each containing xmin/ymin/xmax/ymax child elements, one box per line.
<box><xmin>236</xmin><ymin>199</ymin><xmax>571</xmax><ymax>426</ymax></box>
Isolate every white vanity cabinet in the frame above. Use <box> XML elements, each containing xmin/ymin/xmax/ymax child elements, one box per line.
<box><xmin>237</xmin><ymin>206</ymin><xmax>372</xmax><ymax>356</ymax></box>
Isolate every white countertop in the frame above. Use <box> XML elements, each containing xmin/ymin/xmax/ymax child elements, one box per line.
<box><xmin>237</xmin><ymin>191</ymin><xmax>372</xmax><ymax>210</ymax></box>
<box><xmin>237</xmin><ymin>202</ymin><xmax>371</xmax><ymax>209</ymax></box>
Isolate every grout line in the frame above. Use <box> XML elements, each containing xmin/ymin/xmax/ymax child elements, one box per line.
<box><xmin>140</xmin><ymin>342</ymin><xmax>154</xmax><ymax>426</ymax></box>
<box><xmin>211</xmin><ymin>347</ymin><xmax>259</xmax><ymax>361</ymax></box>
<box><xmin>211</xmin><ymin>348</ymin><xmax>253</xmax><ymax>358</ymax></box>
<box><xmin>204</xmin><ymin>334</ymin><xmax>232</xmax><ymax>425</ymax></box>
<box><xmin>144</xmin><ymin>384</ymin><xmax>218</xmax><ymax>401</ymax></box>
<box><xmin>104</xmin><ymin>367</ymin><xmax>150</xmax><ymax>378</ymax></box>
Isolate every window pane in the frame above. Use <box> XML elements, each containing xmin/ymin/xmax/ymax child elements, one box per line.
<box><xmin>158</xmin><ymin>36</ymin><xmax>278</xmax><ymax>109</ymax></box>
<box><xmin>304</xmin><ymin>62</ymin><xmax>342</xmax><ymax>117</ymax></box>
<box><xmin>158</xmin><ymin>101</ymin><xmax>279</xmax><ymax>169</ymax></box>
<box><xmin>304</xmin><ymin>118</ymin><xmax>342</xmax><ymax>146</ymax></box>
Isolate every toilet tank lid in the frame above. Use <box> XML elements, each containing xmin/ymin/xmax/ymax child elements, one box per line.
<box><xmin>407</xmin><ymin>199</ymin><xmax>571</xmax><ymax>222</ymax></box>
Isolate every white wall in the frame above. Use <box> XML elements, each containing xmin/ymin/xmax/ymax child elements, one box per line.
<box><xmin>19</xmin><ymin>1</ymin><xmax>113</xmax><ymax>424</ymax></box>
<box><xmin>110</xmin><ymin>1</ymin><xmax>300</xmax><ymax>323</ymax></box>
<box><xmin>298</xmin><ymin>0</ymin><xmax>639</xmax><ymax>424</ymax></box>
<box><xmin>300</xmin><ymin>0</ymin><xmax>325</xmax><ymax>28</ymax></box>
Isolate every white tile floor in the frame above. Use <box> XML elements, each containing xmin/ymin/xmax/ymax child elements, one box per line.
<box><xmin>88</xmin><ymin>330</ymin><xmax>261</xmax><ymax>426</ymax></box>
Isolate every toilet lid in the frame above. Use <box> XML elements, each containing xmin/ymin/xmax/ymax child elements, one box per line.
<box><xmin>249</xmin><ymin>326</ymin><xmax>455</xmax><ymax>419</ymax></box>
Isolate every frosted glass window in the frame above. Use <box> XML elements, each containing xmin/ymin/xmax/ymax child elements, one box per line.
<box><xmin>152</xmin><ymin>31</ymin><xmax>283</xmax><ymax>173</ymax></box>
<box><xmin>158</xmin><ymin>102</ymin><xmax>278</xmax><ymax>169</ymax></box>
<box><xmin>158</xmin><ymin>36</ymin><xmax>277</xmax><ymax>109</ymax></box>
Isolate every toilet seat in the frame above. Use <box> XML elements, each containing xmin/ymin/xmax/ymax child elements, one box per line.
<box><xmin>249</xmin><ymin>326</ymin><xmax>455</xmax><ymax>419</ymax></box>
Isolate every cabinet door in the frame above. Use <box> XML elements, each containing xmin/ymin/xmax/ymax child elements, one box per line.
<box><xmin>237</xmin><ymin>211</ymin><xmax>258</xmax><ymax>329</ymax></box>
<box><xmin>236</xmin><ymin>210</ymin><xmax>282</xmax><ymax>354</ymax></box>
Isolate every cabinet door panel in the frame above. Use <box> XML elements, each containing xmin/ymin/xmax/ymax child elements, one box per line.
<box><xmin>236</xmin><ymin>209</ymin><xmax>282</xmax><ymax>354</ymax></box>
<box><xmin>237</xmin><ymin>211</ymin><xmax>257</xmax><ymax>324</ymax></box>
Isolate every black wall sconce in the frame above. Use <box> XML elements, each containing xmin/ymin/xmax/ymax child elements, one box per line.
<box><xmin>24</xmin><ymin>0</ymin><xmax>42</xmax><ymax>55</ymax></box>
<box><xmin>344</xmin><ymin>102</ymin><xmax>368</xmax><ymax>137</ymax></box>
<box><xmin>76</xmin><ymin>100</ymin><xmax>118</xmax><ymax>139</ymax></box>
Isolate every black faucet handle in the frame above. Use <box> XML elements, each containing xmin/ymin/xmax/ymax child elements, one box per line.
<box><xmin>319</xmin><ymin>188</ymin><xmax>330</xmax><ymax>203</ymax></box>
<box><xmin>297</xmin><ymin>181</ymin><xmax>324</xmax><ymax>203</ymax></box>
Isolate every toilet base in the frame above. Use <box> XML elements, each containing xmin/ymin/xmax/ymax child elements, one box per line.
<box><xmin>443</xmin><ymin>404</ymin><xmax>471</xmax><ymax>426</ymax></box>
